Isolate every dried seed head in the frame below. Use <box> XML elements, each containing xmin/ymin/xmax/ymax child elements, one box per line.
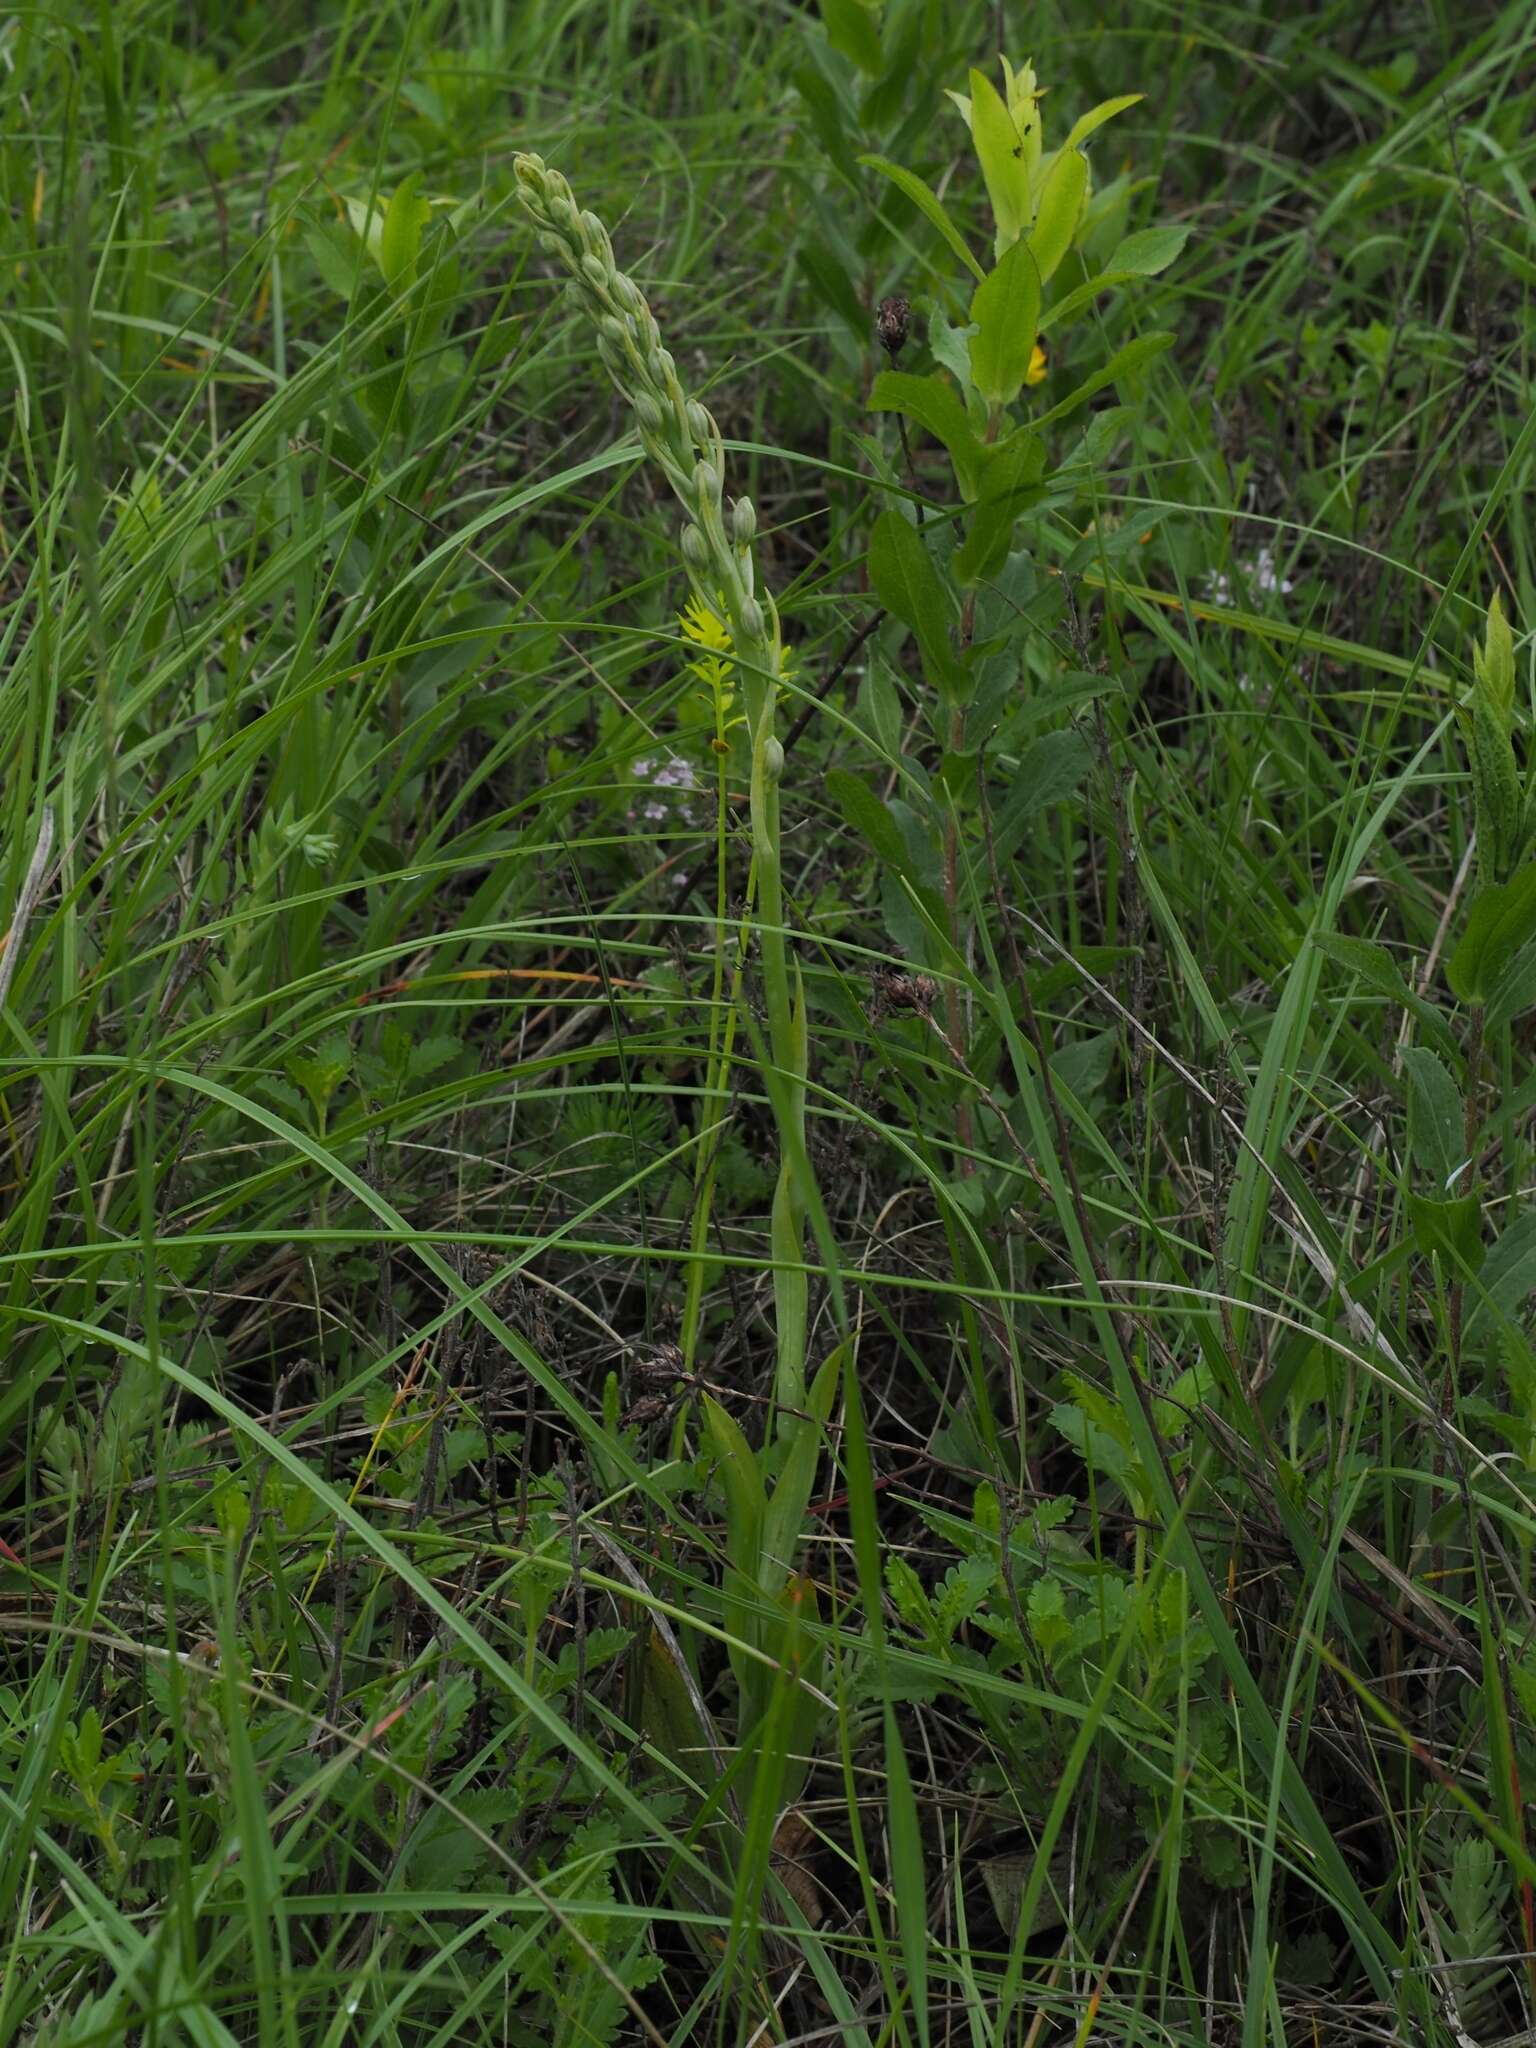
<box><xmin>876</xmin><ymin>294</ymin><xmax>911</xmax><ymax>359</ymax></box>
<box><xmin>870</xmin><ymin>966</ymin><xmax>939</xmax><ymax>1019</ymax></box>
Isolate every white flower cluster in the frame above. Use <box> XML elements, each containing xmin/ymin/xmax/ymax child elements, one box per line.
<box><xmin>1206</xmin><ymin>544</ymin><xmax>1294</xmax><ymax>609</ymax></box>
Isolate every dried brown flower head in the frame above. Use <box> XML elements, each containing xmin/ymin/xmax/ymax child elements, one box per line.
<box><xmin>876</xmin><ymin>294</ymin><xmax>911</xmax><ymax>360</ymax></box>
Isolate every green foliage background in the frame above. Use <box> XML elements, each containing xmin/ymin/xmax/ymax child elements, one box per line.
<box><xmin>4</xmin><ymin>2</ymin><xmax>1536</xmax><ymax>2043</ymax></box>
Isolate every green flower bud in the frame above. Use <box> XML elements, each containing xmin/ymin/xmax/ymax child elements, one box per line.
<box><xmin>731</xmin><ymin>497</ymin><xmax>757</xmax><ymax>548</ymax></box>
<box><xmin>763</xmin><ymin>737</ymin><xmax>785</xmax><ymax>782</ymax></box>
<box><xmin>686</xmin><ymin>400</ymin><xmax>714</xmax><ymax>445</ymax></box>
<box><xmin>681</xmin><ymin>523</ymin><xmax>710</xmax><ymax>569</ymax></box>
<box><xmin>738</xmin><ymin>596</ymin><xmax>766</xmax><ymax>643</ymax></box>
<box><xmin>693</xmin><ymin>457</ymin><xmax>722</xmax><ymax>507</ymax></box>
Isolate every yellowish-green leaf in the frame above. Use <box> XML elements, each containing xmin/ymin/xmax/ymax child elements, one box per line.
<box><xmin>968</xmin><ymin>235</ymin><xmax>1043</xmax><ymax>406</ymax></box>
<box><xmin>1027</xmin><ymin>147</ymin><xmax>1088</xmax><ymax>284</ymax></box>
<box><xmin>1058</xmin><ymin>92</ymin><xmax>1142</xmax><ymax>156</ymax></box>
<box><xmin>967</xmin><ymin>65</ymin><xmax>1031</xmax><ymax>252</ymax></box>
<box><xmin>380</xmin><ymin>172</ymin><xmax>430</xmax><ymax>289</ymax></box>
<box><xmin>1481</xmin><ymin>590</ymin><xmax>1516</xmax><ymax>724</ymax></box>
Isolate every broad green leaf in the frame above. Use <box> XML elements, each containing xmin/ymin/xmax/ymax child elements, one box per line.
<box><xmin>1467</xmin><ymin>1212</ymin><xmax>1536</xmax><ymax>1339</ymax></box>
<box><xmin>1057</xmin><ymin>93</ymin><xmax>1143</xmax><ymax>155</ymax></box>
<box><xmin>967</xmin><ymin>66</ymin><xmax>1031</xmax><ymax>252</ymax></box>
<box><xmin>869</xmin><ymin>369</ymin><xmax>985</xmax><ymax>499</ymax></box>
<box><xmin>1313</xmin><ymin>931</ymin><xmax>1455</xmax><ymax>1050</ymax></box>
<box><xmin>991</xmin><ymin>729</ymin><xmax>1094</xmax><ymax>860</ymax></box>
<box><xmin>820</xmin><ymin>0</ymin><xmax>883</xmax><ymax>73</ymax></box>
<box><xmin>1027</xmin><ymin>148</ymin><xmax>1088</xmax><ymax>284</ymax></box>
<box><xmin>305</xmin><ymin>221</ymin><xmax>363</xmax><ymax>301</ymax></box>
<box><xmin>968</xmin><ymin>237</ymin><xmax>1043</xmax><ymax>408</ymax></box>
<box><xmin>1106</xmin><ymin>224</ymin><xmax>1190</xmax><ymax>275</ymax></box>
<box><xmin>1312</xmin><ymin>932</ymin><xmax>1412</xmax><ymax>1003</ymax></box>
<box><xmin>1447</xmin><ymin>865</ymin><xmax>1536</xmax><ymax>1003</ymax></box>
<box><xmin>380</xmin><ymin>172</ymin><xmax>430</xmax><ymax>289</ymax></box>
<box><xmin>641</xmin><ymin>1627</ymin><xmax>720</xmax><ymax>1789</ymax></box>
<box><xmin>867</xmin><ymin>508</ymin><xmax>962</xmax><ymax>691</ymax></box>
<box><xmin>858</xmin><ymin>154</ymin><xmax>985</xmax><ymax>283</ymax></box>
<box><xmin>1401</xmin><ymin>1046</ymin><xmax>1466</xmax><ymax>1188</ymax></box>
<box><xmin>1408</xmin><ymin>1192</ymin><xmax>1484</xmax><ymax>1272</ymax></box>
<box><xmin>1030</xmin><ymin>330</ymin><xmax>1174</xmax><ymax>430</ymax></box>
<box><xmin>955</xmin><ymin>429</ymin><xmax>1046</xmax><ymax>584</ymax></box>
<box><xmin>827</xmin><ymin>767</ymin><xmax>909</xmax><ymax>871</ymax></box>
<box><xmin>1487</xmin><ymin>936</ymin><xmax>1536</xmax><ymax>1030</ymax></box>
<box><xmin>343</xmin><ymin>193</ymin><xmax>385</xmax><ymax>263</ymax></box>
